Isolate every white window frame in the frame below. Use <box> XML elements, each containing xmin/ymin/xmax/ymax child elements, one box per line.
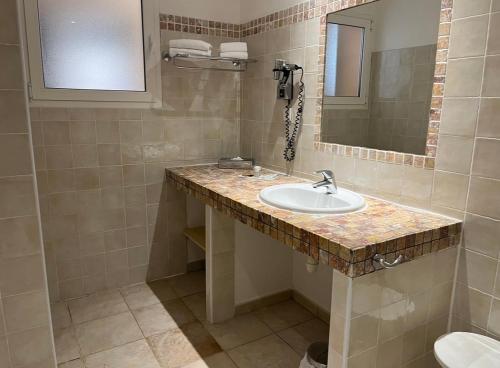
<box><xmin>22</xmin><ymin>0</ymin><xmax>162</xmax><ymax>108</ymax></box>
<box><xmin>323</xmin><ymin>14</ymin><xmax>373</xmax><ymax>109</ymax></box>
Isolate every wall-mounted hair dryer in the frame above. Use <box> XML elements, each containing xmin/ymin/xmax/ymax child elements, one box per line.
<box><xmin>273</xmin><ymin>59</ymin><xmax>302</xmax><ymax>101</ymax></box>
<box><xmin>272</xmin><ymin>59</ymin><xmax>305</xmax><ymax>162</ymax></box>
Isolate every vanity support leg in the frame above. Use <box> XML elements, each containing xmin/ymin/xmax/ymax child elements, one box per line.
<box><xmin>327</xmin><ymin>271</ymin><xmax>352</xmax><ymax>368</ymax></box>
<box><xmin>205</xmin><ymin>205</ymin><xmax>235</xmax><ymax>323</ymax></box>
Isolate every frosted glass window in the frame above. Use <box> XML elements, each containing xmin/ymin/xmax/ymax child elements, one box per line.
<box><xmin>325</xmin><ymin>23</ymin><xmax>365</xmax><ymax>97</ymax></box>
<box><xmin>38</xmin><ymin>0</ymin><xmax>146</xmax><ymax>91</ymax></box>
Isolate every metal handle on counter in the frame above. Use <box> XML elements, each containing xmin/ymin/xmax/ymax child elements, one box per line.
<box><xmin>373</xmin><ymin>254</ymin><xmax>403</xmax><ymax>269</ymax></box>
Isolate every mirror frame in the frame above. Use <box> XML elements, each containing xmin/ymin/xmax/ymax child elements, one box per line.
<box><xmin>314</xmin><ymin>0</ymin><xmax>452</xmax><ymax>170</ymax></box>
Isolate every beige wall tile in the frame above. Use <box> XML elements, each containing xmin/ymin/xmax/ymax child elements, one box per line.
<box><xmin>75</xmin><ymin>167</ymin><xmax>100</xmax><ymax>190</ymax></box>
<box><xmin>126</xmin><ymin>227</ymin><xmax>147</xmax><ymax>247</ymax></box>
<box><xmin>454</xmin><ymin>283</ymin><xmax>492</xmax><ymax>329</ymax></box>
<box><xmin>482</xmin><ymin>56</ymin><xmax>500</xmax><ymax>97</ymax></box>
<box><xmin>487</xmin><ymin>12</ymin><xmax>500</xmax><ymax>55</ymax></box>
<box><xmin>436</xmin><ymin>135</ymin><xmax>474</xmax><ymax>174</ymax></box>
<box><xmin>467</xmin><ymin>176</ymin><xmax>500</xmax><ymax>218</ymax></box>
<box><xmin>3</xmin><ymin>290</ymin><xmax>49</xmax><ymax>333</ymax></box>
<box><xmin>124</xmin><ymin>186</ymin><xmax>146</xmax><ymax>208</ymax></box>
<box><xmin>119</xmin><ymin>121</ymin><xmax>143</xmax><ymax>144</ymax></box>
<box><xmin>121</xmin><ymin>144</ymin><xmax>144</xmax><ymax>164</ymax></box>
<box><xmin>70</xmin><ymin>121</ymin><xmax>96</xmax><ymax>144</ymax></box>
<box><xmin>0</xmin><ymin>0</ymin><xmax>19</xmax><ymax>44</ymax></box>
<box><xmin>8</xmin><ymin>326</ymin><xmax>54</xmax><ymax>367</ymax></box>
<box><xmin>47</xmin><ymin>169</ymin><xmax>75</xmax><ymax>193</ymax></box>
<box><xmin>58</xmin><ymin>278</ymin><xmax>84</xmax><ymax>300</ymax></box>
<box><xmin>69</xmin><ymin>108</ymin><xmax>95</xmax><ymax>121</ymax></box>
<box><xmin>494</xmin><ymin>0</ymin><xmax>500</xmax><ymax>11</ymax></box>
<box><xmin>463</xmin><ymin>213</ymin><xmax>500</xmax><ymax>258</ymax></box>
<box><xmin>99</xmin><ymin>166</ymin><xmax>123</xmax><ymax>187</ymax></box>
<box><xmin>402</xmin><ymin>166</ymin><xmax>433</xmax><ymax>203</ymax></box>
<box><xmin>128</xmin><ymin>246</ymin><xmax>148</xmax><ymax>267</ymax></box>
<box><xmin>440</xmin><ymin>98</ymin><xmax>479</xmax><ymax>137</ymax></box>
<box><xmin>265</xmin><ymin>27</ymin><xmax>291</xmax><ymax>54</ymax></box>
<box><xmin>98</xmin><ymin>144</ymin><xmax>122</xmax><ymax>166</ymax></box>
<box><xmin>0</xmin><ymin>216</ymin><xmax>41</xmax><ymax>259</ymax></box>
<box><xmin>125</xmin><ymin>206</ymin><xmax>147</xmax><ymax>228</ymax></box>
<box><xmin>0</xmin><ymin>45</ymin><xmax>23</xmax><ymax>89</ymax></box>
<box><xmin>449</xmin><ymin>15</ymin><xmax>489</xmax><ymax>58</ymax></box>
<box><xmin>432</xmin><ymin>171</ymin><xmax>469</xmax><ymax>210</ymax></box>
<box><xmin>72</xmin><ymin>144</ymin><xmax>98</xmax><ymax>168</ymax></box>
<box><xmin>348</xmin><ymin>312</ymin><xmax>380</xmax><ymax>356</ymax></box>
<box><xmin>444</xmin><ymin>58</ymin><xmax>484</xmax><ymax>97</ymax></box>
<box><xmin>123</xmin><ymin>164</ymin><xmax>145</xmax><ymax>186</ymax></box>
<box><xmin>488</xmin><ymin>298</ymin><xmax>500</xmax><ymax>336</ymax></box>
<box><xmin>452</xmin><ymin>0</ymin><xmax>492</xmax><ymax>19</ymax></box>
<box><xmin>457</xmin><ymin>249</ymin><xmax>498</xmax><ymax>294</ymax></box>
<box><xmin>57</xmin><ymin>258</ymin><xmax>83</xmax><ymax>281</ymax></box>
<box><xmin>305</xmin><ymin>18</ymin><xmax>320</xmax><ymax>47</ymax></box>
<box><xmin>402</xmin><ymin>325</ymin><xmax>426</xmax><ymax>364</ymax></box>
<box><xmin>472</xmin><ymin>138</ymin><xmax>500</xmax><ymax>179</ymax></box>
<box><xmin>376</xmin><ymin>336</ymin><xmax>403</xmax><ymax>368</ymax></box>
<box><xmin>406</xmin><ymin>291</ymin><xmax>431</xmax><ymax>332</ymax></box>
<box><xmin>378</xmin><ymin>300</ymin><xmax>406</xmax><ymax>342</ymax></box>
<box><xmin>40</xmin><ymin>108</ymin><xmax>69</xmax><ymax>121</ymax></box>
<box><xmin>0</xmin><ymin>337</ymin><xmax>9</xmax><ymax>367</ymax></box>
<box><xmin>477</xmin><ymin>98</ymin><xmax>500</xmax><ymax>138</ymax></box>
<box><xmin>376</xmin><ymin>162</ymin><xmax>404</xmax><ymax>196</ymax></box>
<box><xmin>96</xmin><ymin>121</ymin><xmax>120</xmax><ymax>143</ymax></box>
<box><xmin>0</xmin><ymin>91</ymin><xmax>27</xmax><ymax>134</ymax></box>
<box><xmin>0</xmin><ymin>176</ymin><xmax>36</xmax><ymax>218</ymax></box>
<box><xmin>0</xmin><ymin>254</ymin><xmax>46</xmax><ymax>296</ymax></box>
<box><xmin>45</xmin><ymin>145</ymin><xmax>73</xmax><ymax>170</ymax></box>
<box><xmin>0</xmin><ymin>134</ymin><xmax>33</xmax><ymax>176</ymax></box>
<box><xmin>43</xmin><ymin>121</ymin><xmax>70</xmax><ymax>145</ymax></box>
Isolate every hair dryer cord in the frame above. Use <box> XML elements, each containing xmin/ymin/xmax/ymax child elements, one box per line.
<box><xmin>283</xmin><ymin>68</ymin><xmax>305</xmax><ymax>162</ymax></box>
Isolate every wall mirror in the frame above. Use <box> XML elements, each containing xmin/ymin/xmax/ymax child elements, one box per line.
<box><xmin>320</xmin><ymin>0</ymin><xmax>442</xmax><ymax>156</ymax></box>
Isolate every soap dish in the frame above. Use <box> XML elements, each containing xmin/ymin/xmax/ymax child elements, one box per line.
<box><xmin>218</xmin><ymin>158</ymin><xmax>254</xmax><ymax>169</ymax></box>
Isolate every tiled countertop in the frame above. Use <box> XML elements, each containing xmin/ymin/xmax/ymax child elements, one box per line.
<box><xmin>165</xmin><ymin>165</ymin><xmax>461</xmax><ymax>278</ymax></box>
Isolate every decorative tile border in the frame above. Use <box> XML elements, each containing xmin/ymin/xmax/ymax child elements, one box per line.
<box><xmin>311</xmin><ymin>0</ymin><xmax>452</xmax><ymax>168</ymax></box>
<box><xmin>160</xmin><ymin>14</ymin><xmax>241</xmax><ymax>38</ymax></box>
<box><xmin>165</xmin><ymin>165</ymin><xmax>461</xmax><ymax>278</ymax></box>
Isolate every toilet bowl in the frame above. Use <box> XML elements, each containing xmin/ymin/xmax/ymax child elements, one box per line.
<box><xmin>434</xmin><ymin>332</ymin><xmax>500</xmax><ymax>367</ymax></box>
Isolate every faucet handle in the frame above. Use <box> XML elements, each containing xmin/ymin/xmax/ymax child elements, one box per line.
<box><xmin>315</xmin><ymin>170</ymin><xmax>333</xmax><ymax>180</ymax></box>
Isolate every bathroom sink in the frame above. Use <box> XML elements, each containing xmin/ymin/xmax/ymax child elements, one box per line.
<box><xmin>259</xmin><ymin>183</ymin><xmax>366</xmax><ymax>214</ymax></box>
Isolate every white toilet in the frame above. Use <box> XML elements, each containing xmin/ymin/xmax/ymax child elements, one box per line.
<box><xmin>434</xmin><ymin>332</ymin><xmax>500</xmax><ymax>367</ymax></box>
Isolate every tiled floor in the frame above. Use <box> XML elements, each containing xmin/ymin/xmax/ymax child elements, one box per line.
<box><xmin>52</xmin><ymin>271</ymin><xmax>330</xmax><ymax>368</ymax></box>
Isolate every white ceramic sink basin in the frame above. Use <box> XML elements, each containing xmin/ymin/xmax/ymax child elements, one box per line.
<box><xmin>259</xmin><ymin>183</ymin><xmax>366</xmax><ymax>214</ymax></box>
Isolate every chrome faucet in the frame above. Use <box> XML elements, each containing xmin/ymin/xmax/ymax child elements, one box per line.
<box><xmin>313</xmin><ymin>169</ymin><xmax>338</xmax><ymax>194</ymax></box>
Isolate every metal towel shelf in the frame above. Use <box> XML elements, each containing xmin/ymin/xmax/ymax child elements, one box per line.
<box><xmin>162</xmin><ymin>52</ymin><xmax>257</xmax><ymax>72</ymax></box>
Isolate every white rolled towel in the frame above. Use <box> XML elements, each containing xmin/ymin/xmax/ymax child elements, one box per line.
<box><xmin>220</xmin><ymin>51</ymin><xmax>248</xmax><ymax>60</ymax></box>
<box><xmin>169</xmin><ymin>39</ymin><xmax>212</xmax><ymax>52</ymax></box>
<box><xmin>169</xmin><ymin>47</ymin><xmax>212</xmax><ymax>57</ymax></box>
<box><xmin>220</xmin><ymin>42</ymin><xmax>248</xmax><ymax>53</ymax></box>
